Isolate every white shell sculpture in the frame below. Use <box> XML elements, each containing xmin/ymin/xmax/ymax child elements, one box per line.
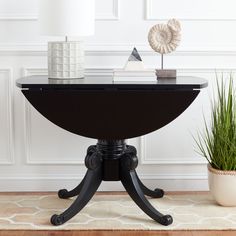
<box><xmin>148</xmin><ymin>19</ymin><xmax>181</xmax><ymax>54</ymax></box>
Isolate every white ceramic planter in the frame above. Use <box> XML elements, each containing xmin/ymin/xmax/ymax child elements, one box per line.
<box><xmin>208</xmin><ymin>164</ymin><xmax>236</xmax><ymax>206</ymax></box>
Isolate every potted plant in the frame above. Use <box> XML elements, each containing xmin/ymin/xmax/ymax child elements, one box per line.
<box><xmin>195</xmin><ymin>75</ymin><xmax>236</xmax><ymax>206</ymax></box>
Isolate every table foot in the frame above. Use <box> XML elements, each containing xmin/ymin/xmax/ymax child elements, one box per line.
<box><xmin>58</xmin><ymin>179</ymin><xmax>85</xmax><ymax>199</ymax></box>
<box><xmin>51</xmin><ymin>152</ymin><xmax>102</xmax><ymax>226</ymax></box>
<box><xmin>135</xmin><ymin>171</ymin><xmax>164</xmax><ymax>198</ymax></box>
<box><xmin>120</xmin><ymin>154</ymin><xmax>173</xmax><ymax>226</ymax></box>
<box><xmin>57</xmin><ymin>145</ymin><xmax>97</xmax><ymax>199</ymax></box>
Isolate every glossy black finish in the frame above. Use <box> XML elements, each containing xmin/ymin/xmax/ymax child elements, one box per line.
<box><xmin>22</xmin><ymin>90</ymin><xmax>200</xmax><ymax>139</ymax></box>
<box><xmin>51</xmin><ymin>166</ymin><xmax>103</xmax><ymax>225</ymax></box>
<box><xmin>17</xmin><ymin>75</ymin><xmax>207</xmax><ymax>90</ymax></box>
<box><xmin>121</xmin><ymin>167</ymin><xmax>173</xmax><ymax>226</ymax></box>
<box><xmin>18</xmin><ymin>75</ymin><xmax>207</xmax><ymax>139</ymax></box>
<box><xmin>53</xmin><ymin>140</ymin><xmax>171</xmax><ymax>226</ymax></box>
<box><xmin>58</xmin><ymin>179</ymin><xmax>85</xmax><ymax>199</ymax></box>
<box><xmin>119</xmin><ymin>144</ymin><xmax>172</xmax><ymax>226</ymax></box>
<box><xmin>135</xmin><ymin>172</ymin><xmax>164</xmax><ymax>198</ymax></box>
<box><xmin>16</xmin><ymin>75</ymin><xmax>207</xmax><ymax>226</ymax></box>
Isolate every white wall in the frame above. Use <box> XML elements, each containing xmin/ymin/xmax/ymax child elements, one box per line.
<box><xmin>0</xmin><ymin>0</ymin><xmax>235</xmax><ymax>191</ymax></box>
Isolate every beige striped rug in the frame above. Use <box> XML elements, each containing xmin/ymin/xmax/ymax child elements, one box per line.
<box><xmin>0</xmin><ymin>193</ymin><xmax>236</xmax><ymax>230</ymax></box>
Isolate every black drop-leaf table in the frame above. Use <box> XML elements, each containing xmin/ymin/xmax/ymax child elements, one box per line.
<box><xmin>16</xmin><ymin>75</ymin><xmax>208</xmax><ymax>226</ymax></box>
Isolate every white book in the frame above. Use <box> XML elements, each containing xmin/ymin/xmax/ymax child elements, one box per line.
<box><xmin>113</xmin><ymin>69</ymin><xmax>156</xmax><ymax>82</ymax></box>
<box><xmin>113</xmin><ymin>76</ymin><xmax>156</xmax><ymax>82</ymax></box>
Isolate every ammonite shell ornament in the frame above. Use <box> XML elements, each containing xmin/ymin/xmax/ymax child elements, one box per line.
<box><xmin>148</xmin><ymin>19</ymin><xmax>181</xmax><ymax>55</ymax></box>
<box><xmin>148</xmin><ymin>19</ymin><xmax>181</xmax><ymax>78</ymax></box>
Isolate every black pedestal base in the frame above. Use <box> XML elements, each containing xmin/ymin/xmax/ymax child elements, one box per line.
<box><xmin>51</xmin><ymin>140</ymin><xmax>173</xmax><ymax>226</ymax></box>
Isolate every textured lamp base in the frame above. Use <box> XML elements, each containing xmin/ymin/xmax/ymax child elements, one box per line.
<box><xmin>48</xmin><ymin>41</ymin><xmax>84</xmax><ymax>79</ymax></box>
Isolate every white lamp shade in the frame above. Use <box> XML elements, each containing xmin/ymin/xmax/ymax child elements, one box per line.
<box><xmin>39</xmin><ymin>0</ymin><xmax>95</xmax><ymax>36</ymax></box>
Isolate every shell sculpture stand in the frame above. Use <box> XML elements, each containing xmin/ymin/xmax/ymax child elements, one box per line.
<box><xmin>148</xmin><ymin>19</ymin><xmax>181</xmax><ymax>79</ymax></box>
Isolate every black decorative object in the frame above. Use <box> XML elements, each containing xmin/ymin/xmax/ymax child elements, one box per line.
<box><xmin>16</xmin><ymin>75</ymin><xmax>208</xmax><ymax>226</ymax></box>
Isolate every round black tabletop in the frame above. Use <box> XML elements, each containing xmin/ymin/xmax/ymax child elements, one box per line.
<box><xmin>17</xmin><ymin>75</ymin><xmax>208</xmax><ymax>139</ymax></box>
<box><xmin>16</xmin><ymin>75</ymin><xmax>207</xmax><ymax>90</ymax></box>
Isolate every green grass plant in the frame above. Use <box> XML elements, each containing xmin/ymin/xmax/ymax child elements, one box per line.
<box><xmin>195</xmin><ymin>74</ymin><xmax>236</xmax><ymax>170</ymax></box>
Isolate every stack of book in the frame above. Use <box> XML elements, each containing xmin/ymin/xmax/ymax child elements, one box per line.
<box><xmin>113</xmin><ymin>69</ymin><xmax>156</xmax><ymax>82</ymax></box>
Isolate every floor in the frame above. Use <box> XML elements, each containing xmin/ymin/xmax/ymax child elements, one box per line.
<box><xmin>0</xmin><ymin>230</ymin><xmax>235</xmax><ymax>236</ymax></box>
<box><xmin>0</xmin><ymin>192</ymin><xmax>235</xmax><ymax>235</ymax></box>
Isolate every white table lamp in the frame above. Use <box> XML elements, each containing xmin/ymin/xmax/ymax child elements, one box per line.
<box><xmin>39</xmin><ymin>0</ymin><xmax>95</xmax><ymax>79</ymax></box>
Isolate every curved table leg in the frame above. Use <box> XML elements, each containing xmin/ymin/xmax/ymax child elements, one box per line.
<box><xmin>57</xmin><ymin>145</ymin><xmax>97</xmax><ymax>199</ymax></box>
<box><xmin>126</xmin><ymin>145</ymin><xmax>164</xmax><ymax>199</ymax></box>
<box><xmin>135</xmin><ymin>171</ymin><xmax>164</xmax><ymax>198</ymax></box>
<box><xmin>58</xmin><ymin>178</ymin><xmax>85</xmax><ymax>199</ymax></box>
<box><xmin>120</xmin><ymin>155</ymin><xmax>173</xmax><ymax>226</ymax></box>
<box><xmin>51</xmin><ymin>152</ymin><xmax>102</xmax><ymax>226</ymax></box>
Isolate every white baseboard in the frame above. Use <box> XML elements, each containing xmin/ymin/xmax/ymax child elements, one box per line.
<box><xmin>0</xmin><ymin>177</ymin><xmax>208</xmax><ymax>192</ymax></box>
